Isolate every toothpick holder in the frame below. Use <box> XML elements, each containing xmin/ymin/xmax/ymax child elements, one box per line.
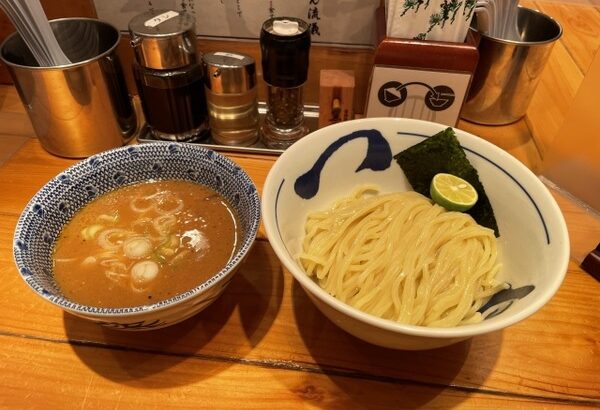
<box><xmin>365</xmin><ymin>7</ymin><xmax>479</xmax><ymax>126</ymax></box>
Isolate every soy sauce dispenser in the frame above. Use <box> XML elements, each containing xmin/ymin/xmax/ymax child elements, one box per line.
<box><xmin>129</xmin><ymin>10</ymin><xmax>208</xmax><ymax>141</ymax></box>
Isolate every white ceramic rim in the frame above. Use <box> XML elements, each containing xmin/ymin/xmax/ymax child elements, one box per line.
<box><xmin>262</xmin><ymin>117</ymin><xmax>570</xmax><ymax>339</ymax></box>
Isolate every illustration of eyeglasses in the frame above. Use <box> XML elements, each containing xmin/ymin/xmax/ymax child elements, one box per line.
<box><xmin>377</xmin><ymin>81</ymin><xmax>455</xmax><ymax>112</ymax></box>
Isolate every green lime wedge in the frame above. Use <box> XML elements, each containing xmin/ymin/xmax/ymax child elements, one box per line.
<box><xmin>430</xmin><ymin>173</ymin><xmax>478</xmax><ymax>212</ymax></box>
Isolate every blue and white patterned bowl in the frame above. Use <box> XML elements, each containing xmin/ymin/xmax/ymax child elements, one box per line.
<box><xmin>262</xmin><ymin>118</ymin><xmax>569</xmax><ymax>350</ymax></box>
<box><xmin>13</xmin><ymin>143</ymin><xmax>260</xmax><ymax>330</ymax></box>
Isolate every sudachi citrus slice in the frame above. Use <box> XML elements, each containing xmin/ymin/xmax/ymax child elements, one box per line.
<box><xmin>430</xmin><ymin>173</ymin><xmax>478</xmax><ymax>212</ymax></box>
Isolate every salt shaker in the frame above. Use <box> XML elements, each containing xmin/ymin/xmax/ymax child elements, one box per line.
<box><xmin>260</xmin><ymin>17</ymin><xmax>311</xmax><ymax>149</ymax></box>
<box><xmin>129</xmin><ymin>10</ymin><xmax>209</xmax><ymax>142</ymax></box>
<box><xmin>202</xmin><ymin>52</ymin><xmax>259</xmax><ymax>146</ymax></box>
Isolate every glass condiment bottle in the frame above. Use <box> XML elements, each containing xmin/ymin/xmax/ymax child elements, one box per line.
<box><xmin>202</xmin><ymin>52</ymin><xmax>259</xmax><ymax>146</ymax></box>
<box><xmin>129</xmin><ymin>10</ymin><xmax>208</xmax><ymax>142</ymax></box>
<box><xmin>260</xmin><ymin>17</ymin><xmax>311</xmax><ymax>149</ymax></box>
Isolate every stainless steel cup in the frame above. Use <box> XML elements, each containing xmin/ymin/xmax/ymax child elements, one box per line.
<box><xmin>0</xmin><ymin>18</ymin><xmax>137</xmax><ymax>157</ymax></box>
<box><xmin>461</xmin><ymin>7</ymin><xmax>562</xmax><ymax>125</ymax></box>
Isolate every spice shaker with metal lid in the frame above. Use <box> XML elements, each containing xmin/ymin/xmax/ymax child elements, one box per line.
<box><xmin>129</xmin><ymin>10</ymin><xmax>208</xmax><ymax>142</ymax></box>
<box><xmin>260</xmin><ymin>17</ymin><xmax>311</xmax><ymax>149</ymax></box>
<box><xmin>202</xmin><ymin>52</ymin><xmax>259</xmax><ymax>146</ymax></box>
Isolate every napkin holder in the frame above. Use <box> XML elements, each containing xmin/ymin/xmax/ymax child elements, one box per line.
<box><xmin>365</xmin><ymin>7</ymin><xmax>479</xmax><ymax>126</ymax></box>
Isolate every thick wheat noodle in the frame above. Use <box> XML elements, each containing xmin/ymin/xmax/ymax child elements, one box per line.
<box><xmin>298</xmin><ymin>186</ymin><xmax>504</xmax><ymax>327</ymax></box>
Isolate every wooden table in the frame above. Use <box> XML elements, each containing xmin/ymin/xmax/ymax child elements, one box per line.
<box><xmin>0</xmin><ymin>85</ymin><xmax>599</xmax><ymax>409</ymax></box>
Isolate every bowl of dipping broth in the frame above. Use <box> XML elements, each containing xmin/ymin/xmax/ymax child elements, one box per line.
<box><xmin>14</xmin><ymin>143</ymin><xmax>260</xmax><ymax>330</ymax></box>
<box><xmin>262</xmin><ymin>118</ymin><xmax>569</xmax><ymax>350</ymax></box>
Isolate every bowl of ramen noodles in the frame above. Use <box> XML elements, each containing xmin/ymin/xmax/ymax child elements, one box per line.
<box><xmin>13</xmin><ymin>143</ymin><xmax>260</xmax><ymax>330</ymax></box>
<box><xmin>262</xmin><ymin>118</ymin><xmax>569</xmax><ymax>350</ymax></box>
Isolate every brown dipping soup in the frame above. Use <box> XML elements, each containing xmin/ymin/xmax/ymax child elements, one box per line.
<box><xmin>53</xmin><ymin>180</ymin><xmax>239</xmax><ymax>308</ymax></box>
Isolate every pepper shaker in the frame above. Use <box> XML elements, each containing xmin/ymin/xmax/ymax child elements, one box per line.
<box><xmin>260</xmin><ymin>17</ymin><xmax>311</xmax><ymax>149</ymax></box>
<box><xmin>202</xmin><ymin>52</ymin><xmax>259</xmax><ymax>146</ymax></box>
<box><xmin>129</xmin><ymin>10</ymin><xmax>208</xmax><ymax>142</ymax></box>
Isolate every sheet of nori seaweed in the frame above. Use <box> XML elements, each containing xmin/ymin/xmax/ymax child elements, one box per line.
<box><xmin>393</xmin><ymin>127</ymin><xmax>499</xmax><ymax>236</ymax></box>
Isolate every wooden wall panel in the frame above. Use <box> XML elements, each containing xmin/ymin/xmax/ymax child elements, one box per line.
<box><xmin>521</xmin><ymin>0</ymin><xmax>600</xmax><ymax>156</ymax></box>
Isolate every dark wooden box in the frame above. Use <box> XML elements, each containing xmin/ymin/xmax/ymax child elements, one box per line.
<box><xmin>365</xmin><ymin>7</ymin><xmax>479</xmax><ymax>126</ymax></box>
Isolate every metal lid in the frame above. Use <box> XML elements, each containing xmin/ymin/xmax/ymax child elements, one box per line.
<box><xmin>128</xmin><ymin>10</ymin><xmax>197</xmax><ymax>70</ymax></box>
<box><xmin>260</xmin><ymin>17</ymin><xmax>311</xmax><ymax>88</ymax></box>
<box><xmin>202</xmin><ymin>52</ymin><xmax>256</xmax><ymax>94</ymax></box>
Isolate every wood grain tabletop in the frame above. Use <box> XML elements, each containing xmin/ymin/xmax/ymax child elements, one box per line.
<box><xmin>0</xmin><ymin>47</ymin><xmax>599</xmax><ymax>409</ymax></box>
<box><xmin>0</xmin><ymin>82</ymin><xmax>600</xmax><ymax>408</ymax></box>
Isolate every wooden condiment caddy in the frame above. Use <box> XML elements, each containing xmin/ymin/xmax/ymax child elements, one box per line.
<box><xmin>365</xmin><ymin>7</ymin><xmax>479</xmax><ymax>126</ymax></box>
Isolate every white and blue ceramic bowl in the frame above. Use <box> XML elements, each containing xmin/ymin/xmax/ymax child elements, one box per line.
<box><xmin>14</xmin><ymin>143</ymin><xmax>260</xmax><ymax>330</ymax></box>
<box><xmin>262</xmin><ymin>118</ymin><xmax>569</xmax><ymax>350</ymax></box>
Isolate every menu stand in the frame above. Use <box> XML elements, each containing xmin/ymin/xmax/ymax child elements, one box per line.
<box><xmin>365</xmin><ymin>7</ymin><xmax>479</xmax><ymax>126</ymax></box>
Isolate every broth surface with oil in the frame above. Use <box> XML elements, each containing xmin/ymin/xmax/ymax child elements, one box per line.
<box><xmin>53</xmin><ymin>180</ymin><xmax>238</xmax><ymax>308</ymax></box>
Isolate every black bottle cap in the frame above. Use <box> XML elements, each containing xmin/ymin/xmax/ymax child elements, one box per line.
<box><xmin>260</xmin><ymin>17</ymin><xmax>311</xmax><ymax>88</ymax></box>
